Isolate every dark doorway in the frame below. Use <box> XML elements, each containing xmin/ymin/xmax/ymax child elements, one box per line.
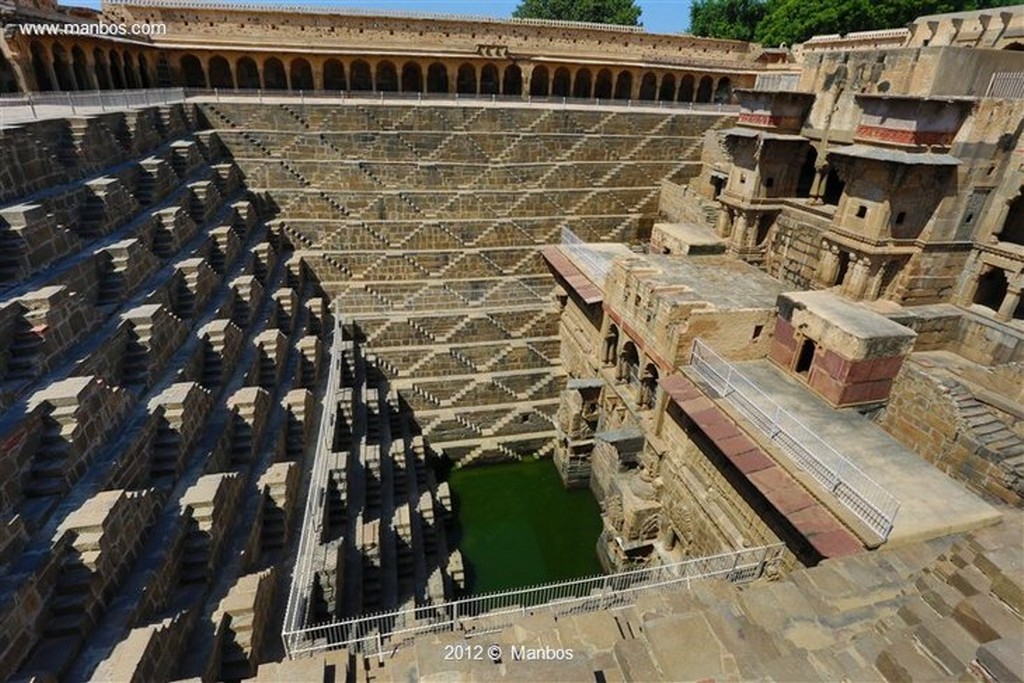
<box><xmin>552</xmin><ymin>67</ymin><xmax>570</xmax><ymax>97</ymax></box>
<box><xmin>795</xmin><ymin>339</ymin><xmax>816</xmax><ymax>375</ymax></box>
<box><xmin>503</xmin><ymin>64</ymin><xmax>522</xmax><ymax>95</ymax></box>
<box><xmin>796</xmin><ymin>148</ymin><xmax>817</xmax><ymax>198</ymax></box>
<box><xmin>997</xmin><ymin>192</ymin><xmax>1024</xmax><ymax>245</ymax></box>
<box><xmin>822</xmin><ymin>167</ymin><xmax>845</xmax><ymax>206</ymax></box>
<box><xmin>530</xmin><ymin>65</ymin><xmax>549</xmax><ymax>96</ymax></box>
<box><xmin>973</xmin><ymin>268</ymin><xmax>1008</xmax><ymax>312</ymax></box>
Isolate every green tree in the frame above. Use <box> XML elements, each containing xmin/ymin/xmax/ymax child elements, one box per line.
<box><xmin>753</xmin><ymin>0</ymin><xmax>1016</xmax><ymax>47</ymax></box>
<box><xmin>689</xmin><ymin>0</ymin><xmax>766</xmax><ymax>42</ymax></box>
<box><xmin>512</xmin><ymin>0</ymin><xmax>642</xmax><ymax>26</ymax></box>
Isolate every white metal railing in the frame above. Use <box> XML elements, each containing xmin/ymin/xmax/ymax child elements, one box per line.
<box><xmin>282</xmin><ymin>301</ymin><xmax>345</xmax><ymax>639</ymax></box>
<box><xmin>689</xmin><ymin>339</ymin><xmax>899</xmax><ymax>541</ymax></box>
<box><xmin>986</xmin><ymin>72</ymin><xmax>1024</xmax><ymax>100</ymax></box>
<box><xmin>282</xmin><ymin>543</ymin><xmax>785</xmax><ymax>658</ymax></box>
<box><xmin>0</xmin><ymin>87</ymin><xmax>186</xmax><ymax>109</ymax></box>
<box><xmin>561</xmin><ymin>226</ymin><xmax>617</xmax><ymax>284</ymax></box>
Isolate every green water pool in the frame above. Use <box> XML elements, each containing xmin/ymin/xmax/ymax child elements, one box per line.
<box><xmin>445</xmin><ymin>456</ymin><xmax>604</xmax><ymax>595</ymax></box>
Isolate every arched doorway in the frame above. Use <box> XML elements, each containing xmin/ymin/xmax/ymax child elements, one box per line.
<box><xmin>573</xmin><ymin>68</ymin><xmax>592</xmax><ymax>98</ymax></box>
<box><xmin>503</xmin><ymin>64</ymin><xmax>522</xmax><ymax>95</ymax></box>
<box><xmin>639</xmin><ymin>72</ymin><xmax>657</xmax><ymax>100</ymax></box>
<box><xmin>93</xmin><ymin>48</ymin><xmax>111</xmax><ymax>89</ymax></box>
<box><xmin>696</xmin><ymin>75</ymin><xmax>713</xmax><ymax>103</ymax></box>
<box><xmin>639</xmin><ymin>363</ymin><xmax>659</xmax><ymax>408</ymax></box>
<box><xmin>603</xmin><ymin>325</ymin><xmax>619</xmax><ymax>366</ymax></box>
<box><xmin>796</xmin><ymin>147</ymin><xmax>817</xmax><ymax>198</ymax></box>
<box><xmin>594</xmin><ymin>69</ymin><xmax>613</xmax><ymax>99</ymax></box>
<box><xmin>678</xmin><ymin>74</ymin><xmax>694</xmax><ymax>102</ymax></box>
<box><xmin>613</xmin><ymin>71</ymin><xmax>632</xmax><ymax>99</ymax></box>
<box><xmin>658</xmin><ymin>73</ymin><xmax>676</xmax><ymax>101</ymax></box>
<box><xmin>456</xmin><ymin>63</ymin><xmax>476</xmax><ymax>94</ymax></box>
<box><xmin>122</xmin><ymin>51</ymin><xmax>139</xmax><ymax>88</ymax></box>
<box><xmin>263</xmin><ymin>58</ymin><xmax>286</xmax><ymax>90</ymax></box>
<box><xmin>998</xmin><ymin>191</ymin><xmax>1024</xmax><ymax>245</ymax></box>
<box><xmin>378</xmin><ymin>61</ymin><xmax>397</xmax><ymax>90</ymax></box>
<box><xmin>427</xmin><ymin>62</ymin><xmax>448</xmax><ymax>93</ymax></box>
<box><xmin>401</xmin><ymin>62</ymin><xmax>422</xmax><ymax>92</ymax></box>
<box><xmin>618</xmin><ymin>341</ymin><xmax>640</xmax><ymax>385</ymax></box>
<box><xmin>323</xmin><ymin>59</ymin><xmax>346</xmax><ymax>90</ymax></box>
<box><xmin>480</xmin><ymin>63</ymin><xmax>499</xmax><ymax>94</ymax></box>
<box><xmin>209</xmin><ymin>56</ymin><xmax>233</xmax><ymax>89</ymax></box>
<box><xmin>52</xmin><ymin>44</ymin><xmax>75</xmax><ymax>90</ymax></box>
<box><xmin>236</xmin><ymin>57</ymin><xmax>259</xmax><ymax>89</ymax></box>
<box><xmin>530</xmin><ymin>65</ymin><xmax>549</xmax><ymax>96</ymax></box>
<box><xmin>351</xmin><ymin>60</ymin><xmax>373</xmax><ymax>90</ymax></box>
<box><xmin>376</xmin><ymin>61</ymin><xmax>397</xmax><ymax>91</ymax></box>
<box><xmin>552</xmin><ymin>67</ymin><xmax>570</xmax><ymax>97</ymax></box>
<box><xmin>71</xmin><ymin>46</ymin><xmax>89</xmax><ymax>90</ymax></box>
<box><xmin>180</xmin><ymin>54</ymin><xmax>205</xmax><ymax>88</ymax></box>
<box><xmin>973</xmin><ymin>267</ymin><xmax>1008</xmax><ymax>312</ymax></box>
<box><xmin>30</xmin><ymin>42</ymin><xmax>52</xmax><ymax>91</ymax></box>
<box><xmin>0</xmin><ymin>51</ymin><xmax>17</xmax><ymax>93</ymax></box>
<box><xmin>290</xmin><ymin>58</ymin><xmax>313</xmax><ymax>90</ymax></box>
<box><xmin>138</xmin><ymin>54</ymin><xmax>151</xmax><ymax>88</ymax></box>
<box><xmin>714</xmin><ymin>77</ymin><xmax>732</xmax><ymax>103</ymax></box>
<box><xmin>109</xmin><ymin>50</ymin><xmax>125</xmax><ymax>88</ymax></box>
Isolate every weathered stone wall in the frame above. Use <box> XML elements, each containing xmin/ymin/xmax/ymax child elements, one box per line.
<box><xmin>878</xmin><ymin>361</ymin><xmax>1024</xmax><ymax>506</ymax></box>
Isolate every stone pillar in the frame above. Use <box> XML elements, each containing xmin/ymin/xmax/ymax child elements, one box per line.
<box><xmin>84</xmin><ymin>56</ymin><xmax>100</xmax><ymax>90</ymax></box>
<box><xmin>257</xmin><ymin>62</ymin><xmax>265</xmax><ymax>89</ymax></box>
<box><xmin>809</xmin><ymin>162</ymin><xmax>828</xmax><ymax>204</ymax></box>
<box><xmin>630</xmin><ymin>71</ymin><xmax>640</xmax><ymax>100</ymax></box>
<box><xmin>715</xmin><ymin>208</ymin><xmax>732</xmax><ymax>238</ymax></box>
<box><xmin>229</xmin><ymin>61</ymin><xmax>239</xmax><ymax>89</ymax></box>
<box><xmin>603</xmin><ymin>332</ymin><xmax>616</xmax><ymax>366</ymax></box>
<box><xmin>997</xmin><ymin>285</ymin><xmax>1022</xmax><ymax>321</ymax></box>
<box><xmin>46</xmin><ymin>56</ymin><xmax>60</xmax><ymax>93</ymax></box>
<box><xmin>616</xmin><ymin>349</ymin><xmax>628</xmax><ymax>383</ymax></box>
<box><xmin>845</xmin><ymin>256</ymin><xmax>873</xmax><ymax>299</ymax></box>
<box><xmin>816</xmin><ymin>242</ymin><xmax>840</xmax><ymax>286</ymax></box>
<box><xmin>730</xmin><ymin>212</ymin><xmax>749</xmax><ymax>251</ymax></box>
<box><xmin>958</xmin><ymin>254</ymin><xmax>985</xmax><ymax>305</ymax></box>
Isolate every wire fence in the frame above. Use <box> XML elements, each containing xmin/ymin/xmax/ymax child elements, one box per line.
<box><xmin>282</xmin><ymin>543</ymin><xmax>785</xmax><ymax>659</ymax></box>
<box><xmin>689</xmin><ymin>339</ymin><xmax>899</xmax><ymax>542</ymax></box>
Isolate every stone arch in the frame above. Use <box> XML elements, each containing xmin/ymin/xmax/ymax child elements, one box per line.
<box><xmin>714</xmin><ymin>77</ymin><xmax>732</xmax><ymax>103</ymax></box>
<box><xmin>236</xmin><ymin>57</ymin><xmax>259</xmax><ymax>89</ymax></box>
<box><xmin>658</xmin><ymin>73</ymin><xmax>676</xmax><ymax>101</ymax></box>
<box><xmin>480</xmin><ymin>62</ymin><xmax>499</xmax><ymax>94</ymax></box>
<box><xmin>351</xmin><ymin>60</ymin><xmax>373</xmax><ymax>90</ymax></box>
<box><xmin>618</xmin><ymin>340</ymin><xmax>640</xmax><ymax>384</ymax></box>
<box><xmin>263</xmin><ymin>57</ymin><xmax>286</xmax><ymax>90</ymax></box>
<box><xmin>998</xmin><ymin>190</ymin><xmax>1024</xmax><ymax>245</ymax></box>
<box><xmin>109</xmin><ymin>49</ymin><xmax>125</xmax><ymax>89</ymax></box>
<box><xmin>639</xmin><ymin>71</ymin><xmax>657</xmax><ymax>100</ymax></box>
<box><xmin>552</xmin><ymin>66</ymin><xmax>571</xmax><ymax>97</ymax></box>
<box><xmin>208</xmin><ymin>55</ymin><xmax>233</xmax><ymax>89</ymax></box>
<box><xmin>595</xmin><ymin>68</ymin><xmax>613</xmax><ymax>99</ymax></box>
<box><xmin>613</xmin><ymin>70</ymin><xmax>632</xmax><ymax>100</ymax></box>
<box><xmin>503</xmin><ymin>64</ymin><xmax>522</xmax><ymax>95</ymax></box>
<box><xmin>530</xmin><ymin>65</ymin><xmax>549</xmax><ymax>96</ymax></box>
<box><xmin>93</xmin><ymin>48</ymin><xmax>111</xmax><ymax>90</ymax></box>
<box><xmin>52</xmin><ymin>44</ymin><xmax>75</xmax><ymax>90</ymax></box>
<box><xmin>122</xmin><ymin>51</ymin><xmax>139</xmax><ymax>88</ymax></box>
<box><xmin>179</xmin><ymin>53</ymin><xmax>205</xmax><ymax>88</ymax></box>
<box><xmin>572</xmin><ymin>68</ymin><xmax>592</xmax><ymax>98</ymax></box>
<box><xmin>376</xmin><ymin>61</ymin><xmax>398</xmax><ymax>91</ymax></box>
<box><xmin>0</xmin><ymin>50</ymin><xmax>18</xmax><ymax>93</ymax></box>
<box><xmin>155</xmin><ymin>54</ymin><xmax>171</xmax><ymax>87</ymax></box>
<box><xmin>678</xmin><ymin>74</ymin><xmax>694</xmax><ymax>101</ymax></box>
<box><xmin>426</xmin><ymin>62</ymin><xmax>448</xmax><ymax>93</ymax></box>
<box><xmin>401</xmin><ymin>61</ymin><xmax>423</xmax><ymax>92</ymax></box>
<box><xmin>30</xmin><ymin>41</ymin><xmax>52</xmax><ymax>91</ymax></box>
<box><xmin>138</xmin><ymin>54</ymin><xmax>151</xmax><ymax>88</ymax></box>
<box><xmin>973</xmin><ymin>267</ymin><xmax>1008</xmax><ymax>312</ymax></box>
<box><xmin>456</xmin><ymin>63</ymin><xmax>476</xmax><ymax>94</ymax></box>
<box><xmin>696</xmin><ymin>75</ymin><xmax>713</xmax><ymax>103</ymax></box>
<box><xmin>639</xmin><ymin>362</ymin><xmax>659</xmax><ymax>408</ymax></box>
<box><xmin>323</xmin><ymin>59</ymin><xmax>346</xmax><ymax>90</ymax></box>
<box><xmin>290</xmin><ymin>58</ymin><xmax>313</xmax><ymax>91</ymax></box>
<box><xmin>71</xmin><ymin>45</ymin><xmax>89</xmax><ymax>90</ymax></box>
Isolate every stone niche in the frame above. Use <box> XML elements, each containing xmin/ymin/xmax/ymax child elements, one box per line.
<box><xmin>769</xmin><ymin>291</ymin><xmax>917</xmax><ymax>407</ymax></box>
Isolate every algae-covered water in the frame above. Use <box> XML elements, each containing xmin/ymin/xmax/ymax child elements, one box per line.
<box><xmin>445</xmin><ymin>456</ymin><xmax>603</xmax><ymax>595</ymax></box>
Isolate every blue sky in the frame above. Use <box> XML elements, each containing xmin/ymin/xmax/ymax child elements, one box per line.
<box><xmin>80</xmin><ymin>0</ymin><xmax>696</xmax><ymax>34</ymax></box>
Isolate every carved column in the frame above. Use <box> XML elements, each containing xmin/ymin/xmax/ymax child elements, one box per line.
<box><xmin>997</xmin><ymin>284</ymin><xmax>1022</xmax><ymax>321</ymax></box>
<box><xmin>809</xmin><ymin>162</ymin><xmax>828</xmax><ymax>204</ymax></box>
<box><xmin>816</xmin><ymin>242</ymin><xmax>840</xmax><ymax>286</ymax></box>
<box><xmin>715</xmin><ymin>207</ymin><xmax>733</xmax><ymax>238</ymax></box>
<box><xmin>845</xmin><ymin>256</ymin><xmax>873</xmax><ymax>299</ymax></box>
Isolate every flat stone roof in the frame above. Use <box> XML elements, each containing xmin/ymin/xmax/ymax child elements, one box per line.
<box><xmin>783</xmin><ymin>290</ymin><xmax>917</xmax><ymax>341</ymax></box>
<box><xmin>735</xmin><ymin>360</ymin><xmax>1000</xmax><ymax>545</ymax></box>
<box><xmin>827</xmin><ymin>143</ymin><xmax>960</xmax><ymax>166</ymax></box>
<box><xmin>652</xmin><ymin>221</ymin><xmax>726</xmax><ymax>248</ymax></box>
<box><xmin>625</xmin><ymin>254</ymin><xmax>786</xmax><ymax>311</ymax></box>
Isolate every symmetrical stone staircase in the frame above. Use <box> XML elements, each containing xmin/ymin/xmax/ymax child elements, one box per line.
<box><xmin>0</xmin><ymin>103</ymin><xmax>332</xmax><ymax>681</ymax></box>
